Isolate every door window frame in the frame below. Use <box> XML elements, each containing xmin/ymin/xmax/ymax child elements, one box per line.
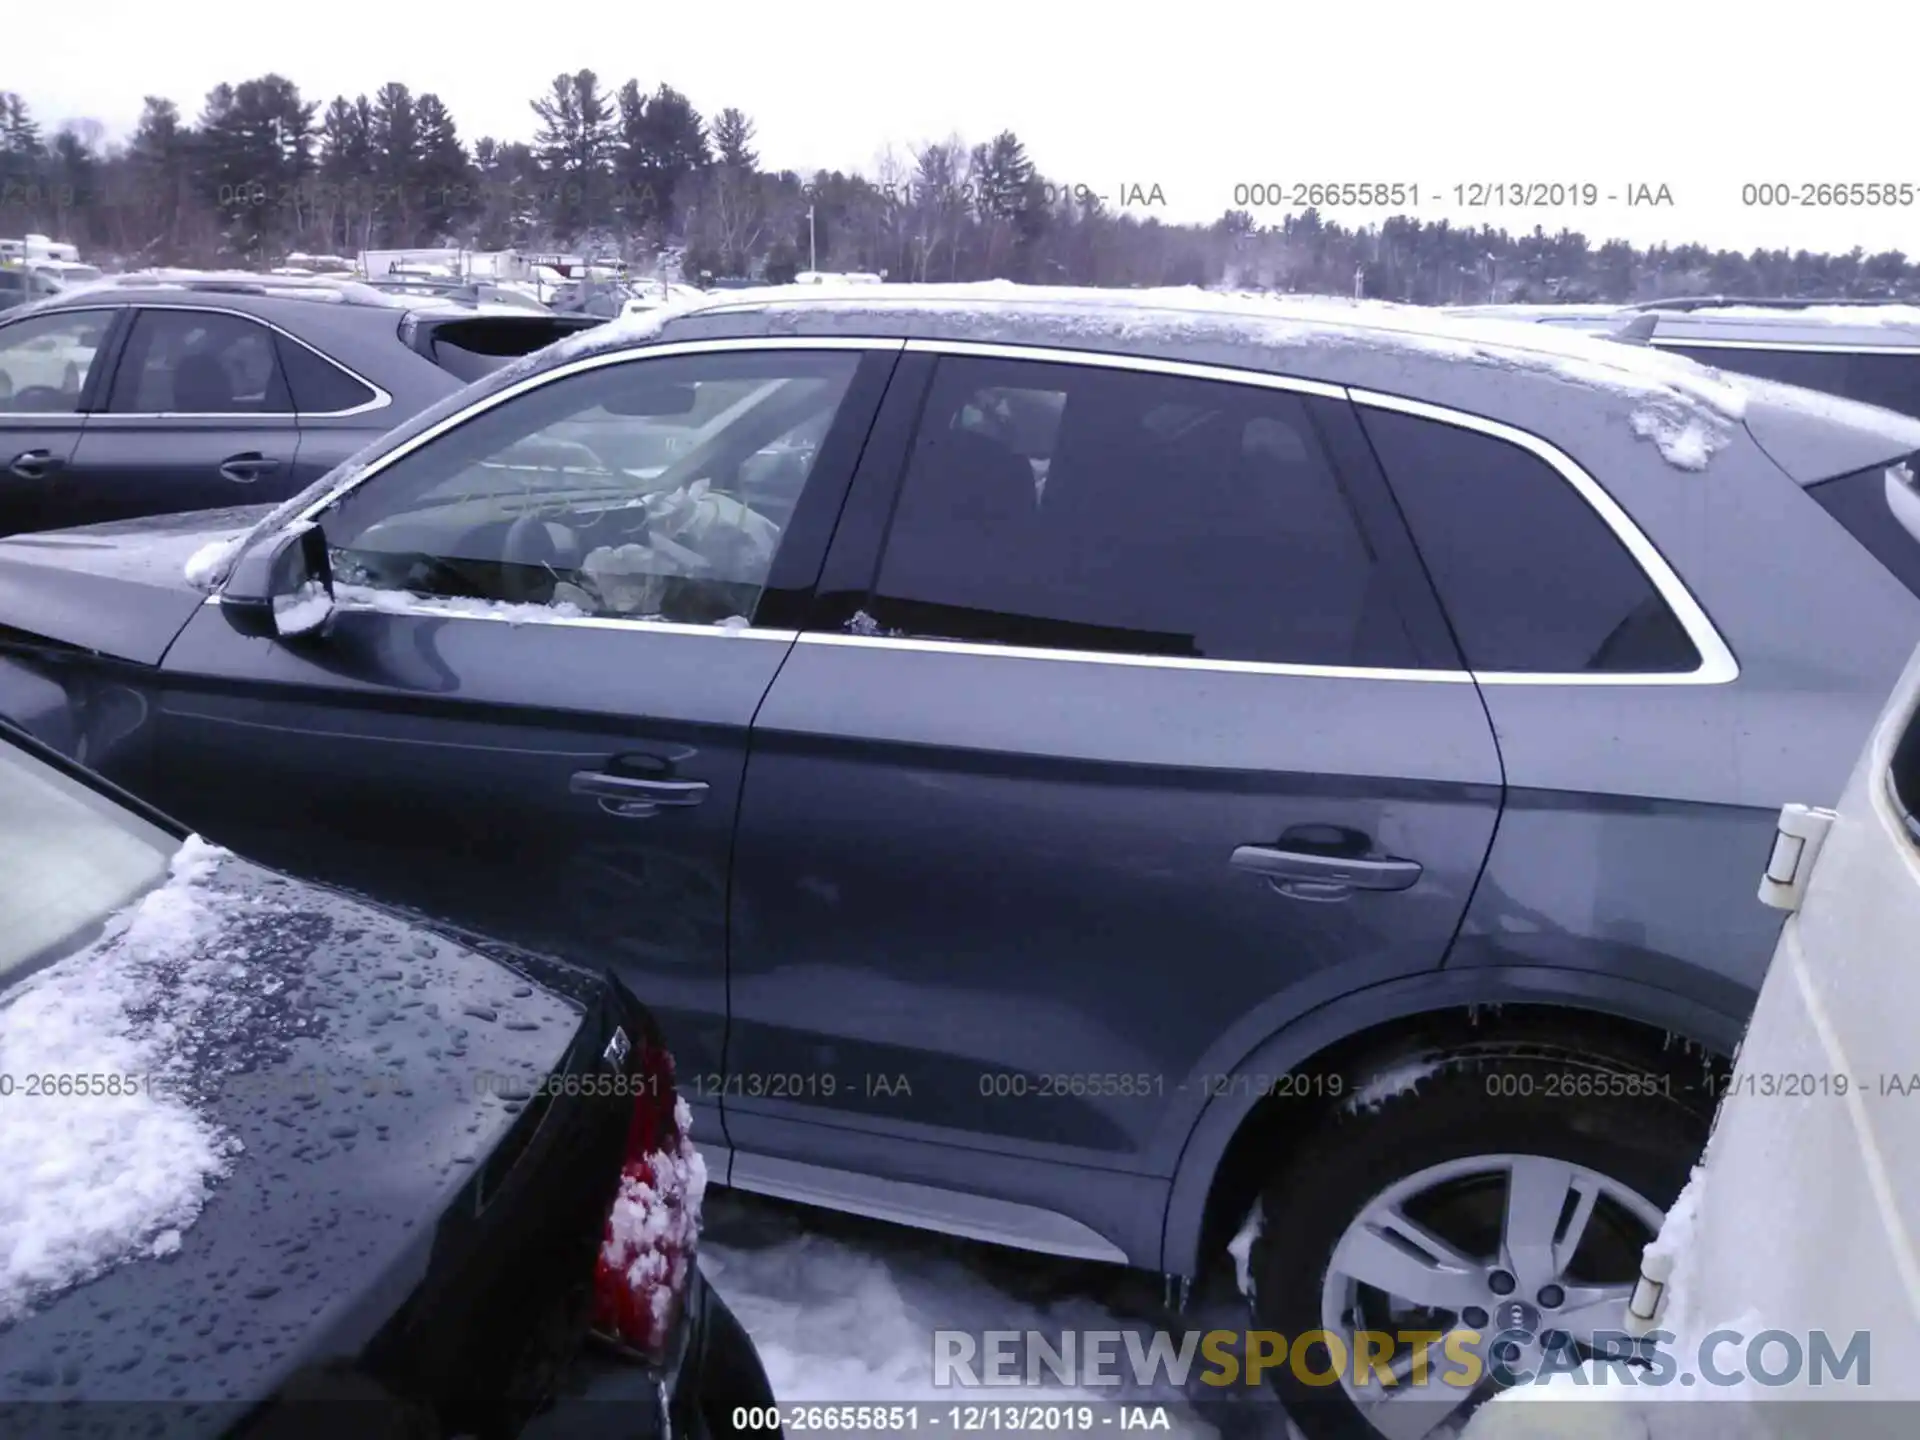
<box><xmin>227</xmin><ymin>336</ymin><xmax>906</xmax><ymax>640</ymax></box>
<box><xmin>804</xmin><ymin>338</ymin><xmax>1738</xmax><ymax>688</ymax></box>
<box><xmin>87</xmin><ymin>304</ymin><xmax>392</xmax><ymax>422</ymax></box>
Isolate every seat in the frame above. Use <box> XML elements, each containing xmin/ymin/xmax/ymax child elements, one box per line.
<box><xmin>171</xmin><ymin>352</ymin><xmax>238</xmax><ymax>412</ymax></box>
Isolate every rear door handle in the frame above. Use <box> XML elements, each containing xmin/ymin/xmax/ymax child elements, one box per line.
<box><xmin>8</xmin><ymin>449</ymin><xmax>60</xmax><ymax>480</ymax></box>
<box><xmin>219</xmin><ymin>452</ymin><xmax>282</xmax><ymax>483</ymax></box>
<box><xmin>1231</xmin><ymin>844</ymin><xmax>1423</xmax><ymax>900</ymax></box>
<box><xmin>570</xmin><ymin>770</ymin><xmax>708</xmax><ymax>818</ymax></box>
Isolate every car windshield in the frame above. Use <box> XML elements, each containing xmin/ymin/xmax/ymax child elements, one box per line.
<box><xmin>0</xmin><ymin>734</ymin><xmax>178</xmax><ymax>986</ymax></box>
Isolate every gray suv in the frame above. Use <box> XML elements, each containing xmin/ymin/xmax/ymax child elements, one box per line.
<box><xmin>2</xmin><ymin>287</ymin><xmax>1919</xmax><ymax>1439</ymax></box>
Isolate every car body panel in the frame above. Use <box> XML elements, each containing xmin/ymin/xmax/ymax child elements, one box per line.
<box><xmin>0</xmin><ymin>507</ymin><xmax>269</xmax><ymax>664</ymax></box>
<box><xmin>4</xmin><ymin>286</ymin><xmax>1919</xmax><ymax>1282</ymax></box>
<box><xmin>0</xmin><ymin>726</ymin><xmax>640</xmax><ymax>1423</ymax></box>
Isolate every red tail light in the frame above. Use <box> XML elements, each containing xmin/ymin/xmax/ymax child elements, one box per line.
<box><xmin>590</xmin><ymin>1037</ymin><xmax>707</xmax><ymax>1361</ymax></box>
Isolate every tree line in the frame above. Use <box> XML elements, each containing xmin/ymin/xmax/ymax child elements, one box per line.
<box><xmin>3</xmin><ymin>77</ymin><xmax>1918</xmax><ymax>302</ymax></box>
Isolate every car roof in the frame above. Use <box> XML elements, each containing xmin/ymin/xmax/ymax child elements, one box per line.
<box><xmin>587</xmin><ymin>281</ymin><xmax>1752</xmax><ymax>416</ymax></box>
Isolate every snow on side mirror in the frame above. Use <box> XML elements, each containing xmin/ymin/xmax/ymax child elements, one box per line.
<box><xmin>219</xmin><ymin>521</ymin><xmax>335</xmax><ymax>641</ymax></box>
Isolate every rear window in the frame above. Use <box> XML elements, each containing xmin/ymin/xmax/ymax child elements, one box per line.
<box><xmin>419</xmin><ymin>316</ymin><xmax>597</xmax><ymax>383</ymax></box>
<box><xmin>1807</xmin><ymin>453</ymin><xmax>1920</xmax><ymax>599</ymax></box>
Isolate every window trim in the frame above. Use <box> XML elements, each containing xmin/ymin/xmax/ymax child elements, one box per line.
<box><xmin>1653</xmin><ymin>337</ymin><xmax>1920</xmax><ymax>356</ymax></box>
<box><xmin>212</xmin><ymin>335</ymin><xmax>907</xmax><ymax>640</ymax></box>
<box><xmin>84</xmin><ymin>303</ymin><xmax>391</xmax><ymax>420</ymax></box>
<box><xmin>0</xmin><ymin>305</ymin><xmax>123</xmax><ymax>423</ymax></box>
<box><xmin>224</xmin><ymin>333</ymin><xmax>1738</xmax><ymax>684</ymax></box>
<box><xmin>798</xmin><ymin>341</ymin><xmax>1735</xmax><ymax>687</ymax></box>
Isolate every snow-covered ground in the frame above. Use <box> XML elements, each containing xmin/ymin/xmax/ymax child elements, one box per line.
<box><xmin>700</xmin><ymin>1190</ymin><xmax>1291</xmax><ymax>1438</ymax></box>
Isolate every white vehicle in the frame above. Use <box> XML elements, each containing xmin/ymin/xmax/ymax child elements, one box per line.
<box><xmin>1467</xmin><ymin>601</ymin><xmax>1920</xmax><ymax>1435</ymax></box>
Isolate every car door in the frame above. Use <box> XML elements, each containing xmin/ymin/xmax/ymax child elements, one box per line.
<box><xmin>145</xmin><ymin>337</ymin><xmax>899</xmax><ymax>1145</ymax></box>
<box><xmin>62</xmin><ymin>306</ymin><xmax>303</xmax><ymax>529</ymax></box>
<box><xmin>724</xmin><ymin>346</ymin><xmax>1504</xmax><ymax>1190</ymax></box>
<box><xmin>0</xmin><ymin>305</ymin><xmax>122</xmax><ymax>537</ymax></box>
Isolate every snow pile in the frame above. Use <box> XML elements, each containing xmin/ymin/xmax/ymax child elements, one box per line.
<box><xmin>1226</xmin><ymin>1204</ymin><xmax>1262</xmax><ymax>1300</ymax></box>
<box><xmin>1629</xmin><ymin>405</ymin><xmax>1732</xmax><ymax>472</ymax></box>
<box><xmin>182</xmin><ymin>535</ymin><xmax>246</xmax><ymax>591</ymax></box>
<box><xmin>0</xmin><ymin>837</ymin><xmax>240</xmax><ymax>1324</ymax></box>
<box><xmin>699</xmin><ymin>1196</ymin><xmax>1219</xmax><ymax>1436</ymax></box>
<box><xmin>333</xmin><ymin>582</ymin><xmax>588</xmax><ymax>625</ymax></box>
<box><xmin>271</xmin><ymin>578</ymin><xmax>334</xmax><ymax>633</ymax></box>
<box><xmin>592</xmin><ymin>1095</ymin><xmax>708</xmax><ymax>1356</ymax></box>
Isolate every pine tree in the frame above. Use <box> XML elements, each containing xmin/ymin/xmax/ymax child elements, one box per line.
<box><xmin>530</xmin><ymin>70</ymin><xmax>614</xmax><ymax>242</ymax></box>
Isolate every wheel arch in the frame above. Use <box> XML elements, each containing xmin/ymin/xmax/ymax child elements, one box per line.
<box><xmin>1158</xmin><ymin>965</ymin><xmax>1745</xmax><ymax>1278</ymax></box>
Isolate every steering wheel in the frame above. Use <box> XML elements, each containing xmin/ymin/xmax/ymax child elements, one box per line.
<box><xmin>498</xmin><ymin>513</ymin><xmax>583</xmax><ymax>604</ymax></box>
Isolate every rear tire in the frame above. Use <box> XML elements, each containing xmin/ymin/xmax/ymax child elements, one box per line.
<box><xmin>1247</xmin><ymin>1033</ymin><xmax>1712</xmax><ymax>1440</ymax></box>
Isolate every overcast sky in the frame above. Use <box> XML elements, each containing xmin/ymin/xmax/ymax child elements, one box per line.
<box><xmin>16</xmin><ymin>0</ymin><xmax>1920</xmax><ymax>256</ymax></box>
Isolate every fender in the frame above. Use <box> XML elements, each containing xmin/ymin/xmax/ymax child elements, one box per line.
<box><xmin>1157</xmin><ymin>963</ymin><xmax>1748</xmax><ymax>1276</ymax></box>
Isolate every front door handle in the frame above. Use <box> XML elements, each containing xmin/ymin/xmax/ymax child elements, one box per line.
<box><xmin>1231</xmin><ymin>844</ymin><xmax>1423</xmax><ymax>900</ymax></box>
<box><xmin>570</xmin><ymin>770</ymin><xmax>708</xmax><ymax>818</ymax></box>
<box><xmin>8</xmin><ymin>449</ymin><xmax>60</xmax><ymax>480</ymax></box>
<box><xmin>219</xmin><ymin>452</ymin><xmax>282</xmax><ymax>483</ymax></box>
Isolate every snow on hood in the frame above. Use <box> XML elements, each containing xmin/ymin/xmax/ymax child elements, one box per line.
<box><xmin>0</xmin><ymin>837</ymin><xmax>241</xmax><ymax>1324</ymax></box>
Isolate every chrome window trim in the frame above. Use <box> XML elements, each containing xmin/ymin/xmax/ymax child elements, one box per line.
<box><xmin>231</xmin><ymin>334</ymin><xmax>1737</xmax><ymax>687</ymax></box>
<box><xmin>793</xmin><ymin>630</ymin><xmax>1473</xmax><ymax>682</ymax></box>
<box><xmin>87</xmin><ymin>302</ymin><xmax>393</xmax><ymax>419</ymax></box>
<box><xmin>899</xmin><ymin>336</ymin><xmax>1349</xmax><ymax>398</ymax></box>
<box><xmin>289</xmin><ymin>335</ymin><xmax>905</xmax><ymax>524</ymax></box>
<box><xmin>1347</xmin><ymin>387</ymin><xmax>1738</xmax><ymax>687</ymax></box>
<box><xmin>0</xmin><ymin>304</ymin><xmax>122</xmax><ymax>422</ymax></box>
<box><xmin>199</xmin><ymin>589</ymin><xmax>799</xmax><ymax>642</ymax></box>
<box><xmin>1652</xmin><ymin>337</ymin><xmax>1920</xmax><ymax>356</ymax></box>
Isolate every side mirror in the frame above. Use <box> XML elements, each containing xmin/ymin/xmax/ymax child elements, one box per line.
<box><xmin>218</xmin><ymin>521</ymin><xmax>336</xmax><ymax>640</ymax></box>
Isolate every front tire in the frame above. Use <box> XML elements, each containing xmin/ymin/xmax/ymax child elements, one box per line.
<box><xmin>1248</xmin><ymin>1035</ymin><xmax>1712</xmax><ymax>1440</ymax></box>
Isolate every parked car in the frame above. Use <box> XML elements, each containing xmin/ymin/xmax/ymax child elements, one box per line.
<box><xmin>1456</xmin><ymin>297</ymin><xmax>1920</xmax><ymax>419</ymax></box>
<box><xmin>0</xmin><ymin>262</ymin><xmax>74</xmax><ymax>312</ymax></box>
<box><xmin>5</xmin><ymin>283</ymin><xmax>1920</xmax><ymax>1439</ymax></box>
<box><xmin>0</xmin><ymin>271</ymin><xmax>602</xmax><ymax>538</ymax></box>
<box><xmin>1464</xmin><ymin>621</ymin><xmax>1920</xmax><ymax>1438</ymax></box>
<box><xmin>0</xmin><ymin>715</ymin><xmax>772</xmax><ymax>1437</ymax></box>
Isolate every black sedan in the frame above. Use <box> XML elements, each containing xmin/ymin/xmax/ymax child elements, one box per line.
<box><xmin>0</xmin><ymin>718</ymin><xmax>773</xmax><ymax>1438</ymax></box>
<box><xmin>0</xmin><ymin>272</ymin><xmax>600</xmax><ymax>539</ymax></box>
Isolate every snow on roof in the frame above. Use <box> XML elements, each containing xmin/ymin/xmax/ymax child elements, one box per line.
<box><xmin>681</xmin><ymin>282</ymin><xmax>1752</xmax><ymax>423</ymax></box>
<box><xmin>0</xmin><ymin>837</ymin><xmax>241</xmax><ymax>1324</ymax></box>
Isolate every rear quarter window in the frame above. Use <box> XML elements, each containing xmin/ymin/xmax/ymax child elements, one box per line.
<box><xmin>274</xmin><ymin>333</ymin><xmax>379</xmax><ymax>413</ymax></box>
<box><xmin>1807</xmin><ymin>453</ymin><xmax>1920</xmax><ymax>599</ymax></box>
<box><xmin>1359</xmin><ymin>407</ymin><xmax>1700</xmax><ymax>674</ymax></box>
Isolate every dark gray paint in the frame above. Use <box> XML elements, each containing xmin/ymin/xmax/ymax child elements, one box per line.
<box><xmin>3</xmin><ymin>288</ymin><xmax>1919</xmax><ymax>1279</ymax></box>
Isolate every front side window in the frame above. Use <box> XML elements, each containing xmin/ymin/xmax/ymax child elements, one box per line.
<box><xmin>0</xmin><ymin>309</ymin><xmax>115</xmax><ymax>414</ymax></box>
<box><xmin>865</xmin><ymin>356</ymin><xmax>1418</xmax><ymax>668</ymax></box>
<box><xmin>107</xmin><ymin>309</ymin><xmax>293</xmax><ymax>415</ymax></box>
<box><xmin>1842</xmin><ymin>353</ymin><xmax>1920</xmax><ymax>420</ymax></box>
<box><xmin>1360</xmin><ymin>408</ymin><xmax>1699</xmax><ymax>674</ymax></box>
<box><xmin>319</xmin><ymin>349</ymin><xmax>861</xmax><ymax>626</ymax></box>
